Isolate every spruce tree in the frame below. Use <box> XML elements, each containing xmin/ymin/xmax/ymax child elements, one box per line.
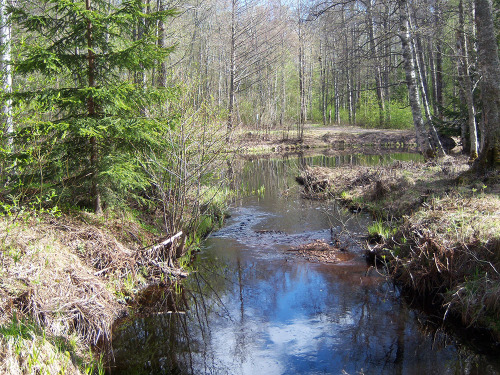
<box><xmin>5</xmin><ymin>0</ymin><xmax>176</xmax><ymax>212</ymax></box>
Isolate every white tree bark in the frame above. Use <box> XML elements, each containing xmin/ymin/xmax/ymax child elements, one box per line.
<box><xmin>409</xmin><ymin>10</ymin><xmax>445</xmax><ymax>156</ymax></box>
<box><xmin>1</xmin><ymin>0</ymin><xmax>12</xmax><ymax>148</ymax></box>
<box><xmin>398</xmin><ymin>0</ymin><xmax>432</xmax><ymax>157</ymax></box>
<box><xmin>297</xmin><ymin>0</ymin><xmax>305</xmax><ymax>140</ymax></box>
<box><xmin>227</xmin><ymin>0</ymin><xmax>236</xmax><ymax>135</ymax></box>
<box><xmin>457</xmin><ymin>0</ymin><xmax>479</xmax><ymax>160</ymax></box>
<box><xmin>365</xmin><ymin>0</ymin><xmax>385</xmax><ymax>128</ymax></box>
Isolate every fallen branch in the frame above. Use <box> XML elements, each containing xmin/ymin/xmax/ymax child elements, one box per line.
<box><xmin>142</xmin><ymin>231</ymin><xmax>183</xmax><ymax>252</ymax></box>
<box><xmin>149</xmin><ymin>259</ymin><xmax>190</xmax><ymax>278</ymax></box>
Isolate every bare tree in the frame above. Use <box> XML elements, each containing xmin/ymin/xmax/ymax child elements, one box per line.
<box><xmin>364</xmin><ymin>0</ymin><xmax>385</xmax><ymax>127</ymax></box>
<box><xmin>297</xmin><ymin>0</ymin><xmax>306</xmax><ymax>139</ymax></box>
<box><xmin>456</xmin><ymin>0</ymin><xmax>479</xmax><ymax>160</ymax></box>
<box><xmin>398</xmin><ymin>0</ymin><xmax>432</xmax><ymax>156</ymax></box>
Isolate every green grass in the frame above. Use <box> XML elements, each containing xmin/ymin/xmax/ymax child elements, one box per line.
<box><xmin>0</xmin><ymin>315</ymin><xmax>105</xmax><ymax>374</ymax></box>
<box><xmin>367</xmin><ymin>220</ymin><xmax>397</xmax><ymax>241</ymax></box>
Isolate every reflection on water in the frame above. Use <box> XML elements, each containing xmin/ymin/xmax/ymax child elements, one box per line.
<box><xmin>108</xmin><ymin>153</ymin><xmax>500</xmax><ymax>375</ymax></box>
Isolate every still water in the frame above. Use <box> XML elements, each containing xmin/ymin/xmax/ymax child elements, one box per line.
<box><xmin>108</xmin><ymin>152</ymin><xmax>500</xmax><ymax>375</ymax></box>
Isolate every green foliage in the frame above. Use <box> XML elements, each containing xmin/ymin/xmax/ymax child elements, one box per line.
<box><xmin>382</xmin><ymin>101</ymin><xmax>414</xmax><ymax>130</ymax></box>
<box><xmin>338</xmin><ymin>92</ymin><xmax>413</xmax><ymax>130</ymax></box>
<box><xmin>0</xmin><ymin>314</ymin><xmax>41</xmax><ymax>340</ymax></box>
<box><xmin>2</xmin><ymin>0</ymin><xmax>177</xmax><ymax>211</ymax></box>
<box><xmin>0</xmin><ymin>314</ymin><xmax>105</xmax><ymax>374</ymax></box>
<box><xmin>367</xmin><ymin>220</ymin><xmax>397</xmax><ymax>241</ymax></box>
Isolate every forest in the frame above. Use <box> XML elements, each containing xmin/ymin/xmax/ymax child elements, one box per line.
<box><xmin>0</xmin><ymin>0</ymin><xmax>499</xmax><ymax>373</ymax></box>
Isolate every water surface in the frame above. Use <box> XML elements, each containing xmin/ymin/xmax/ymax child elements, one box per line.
<box><xmin>109</xmin><ymin>153</ymin><xmax>500</xmax><ymax>375</ymax></box>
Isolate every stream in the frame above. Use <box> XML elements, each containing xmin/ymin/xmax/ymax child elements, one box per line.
<box><xmin>108</xmin><ymin>152</ymin><xmax>500</xmax><ymax>375</ymax></box>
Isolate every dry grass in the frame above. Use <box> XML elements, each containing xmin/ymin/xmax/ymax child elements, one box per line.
<box><xmin>0</xmin><ymin>216</ymin><xmax>123</xmax><ymax>346</ymax></box>
<box><xmin>299</xmin><ymin>155</ymin><xmax>500</xmax><ymax>339</ymax></box>
<box><xmin>0</xmin><ymin>209</ymin><xmax>185</xmax><ymax>373</ymax></box>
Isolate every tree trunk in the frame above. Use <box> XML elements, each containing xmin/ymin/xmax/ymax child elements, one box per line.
<box><xmin>473</xmin><ymin>0</ymin><xmax>500</xmax><ymax>169</ymax></box>
<box><xmin>408</xmin><ymin>9</ymin><xmax>445</xmax><ymax>155</ymax></box>
<box><xmin>383</xmin><ymin>3</ymin><xmax>391</xmax><ymax>125</ymax></box>
<box><xmin>398</xmin><ymin>0</ymin><xmax>432</xmax><ymax>157</ymax></box>
<box><xmin>86</xmin><ymin>0</ymin><xmax>102</xmax><ymax>214</ymax></box>
<box><xmin>410</xmin><ymin>23</ymin><xmax>445</xmax><ymax>156</ymax></box>
<box><xmin>157</xmin><ymin>0</ymin><xmax>167</xmax><ymax>88</ymax></box>
<box><xmin>331</xmin><ymin>34</ymin><xmax>340</xmax><ymax>124</ymax></box>
<box><xmin>319</xmin><ymin>40</ymin><xmax>327</xmax><ymax>126</ymax></box>
<box><xmin>457</xmin><ymin>0</ymin><xmax>479</xmax><ymax>160</ymax></box>
<box><xmin>227</xmin><ymin>0</ymin><xmax>236</xmax><ymax>136</ymax></box>
<box><xmin>1</xmin><ymin>0</ymin><xmax>12</xmax><ymax>149</ymax></box>
<box><xmin>365</xmin><ymin>0</ymin><xmax>385</xmax><ymax>128</ymax></box>
<box><xmin>334</xmin><ymin>72</ymin><xmax>340</xmax><ymax>124</ymax></box>
<box><xmin>341</xmin><ymin>8</ymin><xmax>353</xmax><ymax>125</ymax></box>
<box><xmin>297</xmin><ymin>3</ymin><xmax>305</xmax><ymax>140</ymax></box>
<box><xmin>430</xmin><ymin>0</ymin><xmax>443</xmax><ymax>119</ymax></box>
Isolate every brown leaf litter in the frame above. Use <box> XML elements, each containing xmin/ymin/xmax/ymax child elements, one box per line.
<box><xmin>287</xmin><ymin>240</ymin><xmax>355</xmax><ymax>263</ymax></box>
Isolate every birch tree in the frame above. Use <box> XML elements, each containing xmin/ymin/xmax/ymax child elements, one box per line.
<box><xmin>398</xmin><ymin>0</ymin><xmax>433</xmax><ymax>156</ymax></box>
<box><xmin>0</xmin><ymin>0</ymin><xmax>12</xmax><ymax>148</ymax></box>
<box><xmin>457</xmin><ymin>0</ymin><xmax>479</xmax><ymax>160</ymax></box>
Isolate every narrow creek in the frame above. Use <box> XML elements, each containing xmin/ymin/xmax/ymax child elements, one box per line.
<box><xmin>108</xmin><ymin>152</ymin><xmax>500</xmax><ymax>375</ymax></box>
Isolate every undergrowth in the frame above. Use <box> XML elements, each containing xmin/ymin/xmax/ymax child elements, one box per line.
<box><xmin>0</xmin><ymin>314</ymin><xmax>103</xmax><ymax>374</ymax></box>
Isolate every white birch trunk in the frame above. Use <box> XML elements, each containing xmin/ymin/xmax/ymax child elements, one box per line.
<box><xmin>457</xmin><ymin>0</ymin><xmax>479</xmax><ymax>160</ymax></box>
<box><xmin>399</xmin><ymin>0</ymin><xmax>432</xmax><ymax>157</ymax></box>
<box><xmin>366</xmin><ymin>0</ymin><xmax>385</xmax><ymax>128</ymax></box>
<box><xmin>227</xmin><ymin>0</ymin><xmax>236</xmax><ymax>135</ymax></box>
<box><xmin>1</xmin><ymin>0</ymin><xmax>12</xmax><ymax>148</ymax></box>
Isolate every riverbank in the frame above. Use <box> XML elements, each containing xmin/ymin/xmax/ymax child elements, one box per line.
<box><xmin>236</xmin><ymin>125</ymin><xmax>418</xmax><ymax>154</ymax></box>
<box><xmin>0</xmin><ymin>206</ymin><xmax>216</xmax><ymax>373</ymax></box>
<box><xmin>297</xmin><ymin>155</ymin><xmax>500</xmax><ymax>343</ymax></box>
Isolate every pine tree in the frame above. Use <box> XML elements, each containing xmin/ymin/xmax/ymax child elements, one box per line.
<box><xmin>6</xmin><ymin>0</ymin><xmax>176</xmax><ymax>212</ymax></box>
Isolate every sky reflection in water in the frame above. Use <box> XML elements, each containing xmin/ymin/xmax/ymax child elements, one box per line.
<box><xmin>110</xmin><ymin>154</ymin><xmax>500</xmax><ymax>375</ymax></box>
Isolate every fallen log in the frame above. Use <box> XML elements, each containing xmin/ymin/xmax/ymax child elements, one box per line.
<box><xmin>141</xmin><ymin>231</ymin><xmax>183</xmax><ymax>252</ymax></box>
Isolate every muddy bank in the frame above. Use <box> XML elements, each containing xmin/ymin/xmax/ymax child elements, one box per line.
<box><xmin>297</xmin><ymin>155</ymin><xmax>500</xmax><ymax>343</ymax></box>
<box><xmin>237</xmin><ymin>125</ymin><xmax>418</xmax><ymax>154</ymax></box>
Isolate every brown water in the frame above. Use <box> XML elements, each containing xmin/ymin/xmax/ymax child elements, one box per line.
<box><xmin>108</xmin><ymin>152</ymin><xmax>500</xmax><ymax>375</ymax></box>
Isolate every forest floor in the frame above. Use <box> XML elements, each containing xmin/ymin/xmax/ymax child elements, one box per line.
<box><xmin>235</xmin><ymin>124</ymin><xmax>417</xmax><ymax>154</ymax></box>
<box><xmin>296</xmin><ymin>154</ymin><xmax>500</xmax><ymax>344</ymax></box>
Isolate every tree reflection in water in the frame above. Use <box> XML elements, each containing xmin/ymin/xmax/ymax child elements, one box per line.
<box><xmin>108</xmin><ymin>154</ymin><xmax>500</xmax><ymax>375</ymax></box>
